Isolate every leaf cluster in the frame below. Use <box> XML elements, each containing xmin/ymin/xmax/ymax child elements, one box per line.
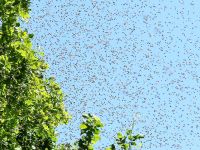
<box><xmin>78</xmin><ymin>113</ymin><xmax>103</xmax><ymax>150</ymax></box>
<box><xmin>56</xmin><ymin>114</ymin><xmax>144</xmax><ymax>150</ymax></box>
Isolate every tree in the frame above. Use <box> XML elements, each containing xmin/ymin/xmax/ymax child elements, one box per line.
<box><xmin>0</xmin><ymin>0</ymin><xmax>70</xmax><ymax>149</ymax></box>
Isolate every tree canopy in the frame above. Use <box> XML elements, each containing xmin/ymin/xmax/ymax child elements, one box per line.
<box><xmin>0</xmin><ymin>0</ymin><xmax>70</xmax><ymax>149</ymax></box>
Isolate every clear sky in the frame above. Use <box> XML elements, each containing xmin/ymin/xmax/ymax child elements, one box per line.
<box><xmin>23</xmin><ymin>0</ymin><xmax>200</xmax><ymax>149</ymax></box>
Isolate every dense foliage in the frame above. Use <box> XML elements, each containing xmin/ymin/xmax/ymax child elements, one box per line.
<box><xmin>0</xmin><ymin>0</ymin><xmax>144</xmax><ymax>149</ymax></box>
<box><xmin>0</xmin><ymin>0</ymin><xmax>70</xmax><ymax>149</ymax></box>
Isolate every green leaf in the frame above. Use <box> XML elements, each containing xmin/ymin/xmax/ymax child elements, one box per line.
<box><xmin>29</xmin><ymin>34</ymin><xmax>34</xmax><ymax>38</ymax></box>
<box><xmin>16</xmin><ymin>23</ymin><xmax>20</xmax><ymax>27</ymax></box>
<box><xmin>82</xmin><ymin>113</ymin><xmax>89</xmax><ymax>118</ymax></box>
<box><xmin>80</xmin><ymin>123</ymin><xmax>87</xmax><ymax>129</ymax></box>
<box><xmin>19</xmin><ymin>10</ymin><xmax>30</xmax><ymax>20</ymax></box>
<box><xmin>88</xmin><ymin>145</ymin><xmax>93</xmax><ymax>150</ymax></box>
<box><xmin>25</xmin><ymin>100</ymin><xmax>33</xmax><ymax>106</ymax></box>
<box><xmin>124</xmin><ymin>143</ymin><xmax>129</xmax><ymax>150</ymax></box>
<box><xmin>126</xmin><ymin>129</ymin><xmax>132</xmax><ymax>135</ymax></box>
<box><xmin>93</xmin><ymin>134</ymin><xmax>100</xmax><ymax>142</ymax></box>
<box><xmin>94</xmin><ymin>129</ymin><xmax>100</xmax><ymax>134</ymax></box>
<box><xmin>43</xmin><ymin>124</ymin><xmax>49</xmax><ymax>131</ymax></box>
<box><xmin>117</xmin><ymin>133</ymin><xmax>123</xmax><ymax>139</ymax></box>
<box><xmin>18</xmin><ymin>50</ymin><xmax>27</xmax><ymax>57</ymax></box>
<box><xmin>44</xmin><ymin>116</ymin><xmax>48</xmax><ymax>120</ymax></box>
<box><xmin>131</xmin><ymin>141</ymin><xmax>136</xmax><ymax>146</ymax></box>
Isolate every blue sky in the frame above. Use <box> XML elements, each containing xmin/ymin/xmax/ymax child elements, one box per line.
<box><xmin>23</xmin><ymin>0</ymin><xmax>200</xmax><ymax>149</ymax></box>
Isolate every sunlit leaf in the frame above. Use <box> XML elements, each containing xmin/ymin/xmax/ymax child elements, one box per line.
<box><xmin>80</xmin><ymin>124</ymin><xmax>87</xmax><ymax>129</ymax></box>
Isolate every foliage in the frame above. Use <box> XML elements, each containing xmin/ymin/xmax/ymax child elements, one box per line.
<box><xmin>107</xmin><ymin>129</ymin><xmax>144</xmax><ymax>150</ymax></box>
<box><xmin>77</xmin><ymin>113</ymin><xmax>103</xmax><ymax>150</ymax></box>
<box><xmin>0</xmin><ymin>0</ymin><xmax>70</xmax><ymax>149</ymax></box>
<box><xmin>56</xmin><ymin>114</ymin><xmax>103</xmax><ymax>150</ymax></box>
<box><xmin>56</xmin><ymin>114</ymin><xmax>144</xmax><ymax>150</ymax></box>
<box><xmin>55</xmin><ymin>143</ymin><xmax>73</xmax><ymax>150</ymax></box>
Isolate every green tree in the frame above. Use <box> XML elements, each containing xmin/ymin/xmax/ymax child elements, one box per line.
<box><xmin>0</xmin><ymin>0</ymin><xmax>70</xmax><ymax>149</ymax></box>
